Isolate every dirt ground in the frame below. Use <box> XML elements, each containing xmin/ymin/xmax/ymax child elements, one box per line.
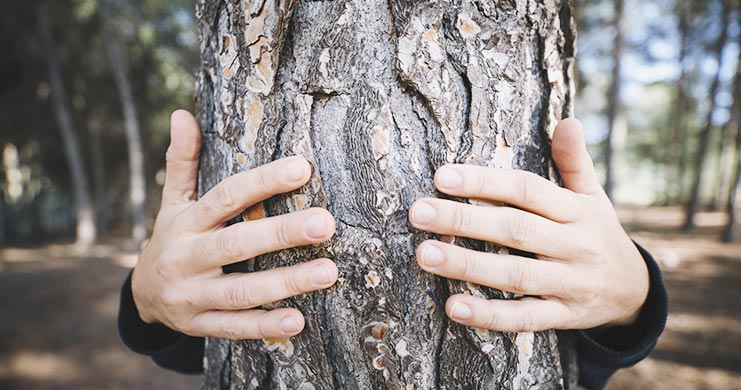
<box><xmin>0</xmin><ymin>206</ymin><xmax>739</xmax><ymax>389</ymax></box>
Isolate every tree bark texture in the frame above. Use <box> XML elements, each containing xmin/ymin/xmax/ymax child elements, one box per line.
<box><xmin>39</xmin><ymin>5</ymin><xmax>97</xmax><ymax>247</ymax></box>
<box><xmin>196</xmin><ymin>1</ymin><xmax>577</xmax><ymax>388</ymax></box>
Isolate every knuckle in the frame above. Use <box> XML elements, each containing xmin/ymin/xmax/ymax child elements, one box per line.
<box><xmin>179</xmin><ymin>317</ymin><xmax>199</xmax><ymax>336</ymax></box>
<box><xmin>222</xmin><ymin>321</ymin><xmax>242</xmax><ymax>340</ymax></box>
<box><xmin>508</xmin><ymin>262</ymin><xmax>537</xmax><ymax>293</ymax></box>
<box><xmin>224</xmin><ymin>283</ymin><xmax>251</xmax><ymax>308</ymax></box>
<box><xmin>257</xmin><ymin>316</ymin><xmax>273</xmax><ymax>338</ymax></box>
<box><xmin>216</xmin><ymin>229</ymin><xmax>244</xmax><ymax>260</ymax></box>
<box><xmin>517</xmin><ymin>310</ymin><xmax>538</xmax><ymax>332</ymax></box>
<box><xmin>283</xmin><ymin>271</ymin><xmax>305</xmax><ymax>297</ymax></box>
<box><xmin>457</xmin><ymin>250</ymin><xmax>477</xmax><ymax>282</ymax></box>
<box><xmin>476</xmin><ymin>168</ymin><xmax>489</xmax><ymax>195</ymax></box>
<box><xmin>451</xmin><ymin>205</ymin><xmax>472</xmax><ymax>234</ymax></box>
<box><xmin>518</xmin><ymin>173</ymin><xmax>540</xmax><ymax>206</ymax></box>
<box><xmin>506</xmin><ymin>216</ymin><xmax>534</xmax><ymax>248</ymax></box>
<box><xmin>484</xmin><ymin>307</ymin><xmax>501</xmax><ymax>330</ymax></box>
<box><xmin>159</xmin><ymin>289</ymin><xmax>184</xmax><ymax>311</ymax></box>
<box><xmin>275</xmin><ymin>217</ymin><xmax>295</xmax><ymax>248</ymax></box>
<box><xmin>256</xmin><ymin>168</ymin><xmax>276</xmax><ymax>196</ymax></box>
<box><xmin>214</xmin><ymin>181</ymin><xmax>237</xmax><ymax>211</ymax></box>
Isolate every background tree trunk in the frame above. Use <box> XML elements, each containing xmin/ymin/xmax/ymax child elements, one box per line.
<box><xmin>684</xmin><ymin>0</ymin><xmax>730</xmax><ymax>231</ymax></box>
<box><xmin>103</xmin><ymin>0</ymin><xmax>148</xmax><ymax>248</ymax></box>
<box><xmin>666</xmin><ymin>0</ymin><xmax>691</xmax><ymax>204</ymax></box>
<box><xmin>196</xmin><ymin>0</ymin><xmax>577</xmax><ymax>388</ymax></box>
<box><xmin>603</xmin><ymin>0</ymin><xmax>625</xmax><ymax>201</ymax></box>
<box><xmin>38</xmin><ymin>5</ymin><xmax>97</xmax><ymax>248</ymax></box>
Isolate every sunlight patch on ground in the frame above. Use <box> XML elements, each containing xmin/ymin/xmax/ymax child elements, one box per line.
<box><xmin>114</xmin><ymin>253</ymin><xmax>138</xmax><ymax>268</ymax></box>
<box><xmin>0</xmin><ymin>350</ymin><xmax>83</xmax><ymax>383</ymax></box>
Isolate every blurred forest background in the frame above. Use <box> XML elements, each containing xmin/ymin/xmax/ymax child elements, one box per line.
<box><xmin>0</xmin><ymin>0</ymin><xmax>740</xmax><ymax>389</ymax></box>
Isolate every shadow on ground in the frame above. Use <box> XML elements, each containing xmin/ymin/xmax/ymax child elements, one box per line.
<box><xmin>0</xmin><ymin>207</ymin><xmax>739</xmax><ymax>389</ymax></box>
<box><xmin>607</xmin><ymin>207</ymin><xmax>741</xmax><ymax>390</ymax></box>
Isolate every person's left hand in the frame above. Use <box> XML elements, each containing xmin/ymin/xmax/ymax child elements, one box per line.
<box><xmin>408</xmin><ymin>118</ymin><xmax>649</xmax><ymax>332</ymax></box>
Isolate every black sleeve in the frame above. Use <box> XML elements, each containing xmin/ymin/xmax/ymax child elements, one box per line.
<box><xmin>576</xmin><ymin>242</ymin><xmax>669</xmax><ymax>390</ymax></box>
<box><xmin>118</xmin><ymin>272</ymin><xmax>204</xmax><ymax>374</ymax></box>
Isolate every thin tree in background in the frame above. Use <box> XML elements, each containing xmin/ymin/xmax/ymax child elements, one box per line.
<box><xmin>725</xmin><ymin>19</ymin><xmax>741</xmax><ymax>243</ymax></box>
<box><xmin>726</xmin><ymin>114</ymin><xmax>741</xmax><ymax>242</ymax></box>
<box><xmin>38</xmin><ymin>4</ymin><xmax>97</xmax><ymax>247</ymax></box>
<box><xmin>604</xmin><ymin>0</ymin><xmax>626</xmax><ymax>201</ymax></box>
<box><xmin>667</xmin><ymin>0</ymin><xmax>692</xmax><ymax>203</ymax></box>
<box><xmin>715</xmin><ymin>41</ymin><xmax>741</xmax><ymax>209</ymax></box>
<box><xmin>684</xmin><ymin>0</ymin><xmax>731</xmax><ymax>231</ymax></box>
<box><xmin>103</xmin><ymin>0</ymin><xmax>147</xmax><ymax>247</ymax></box>
<box><xmin>87</xmin><ymin>116</ymin><xmax>110</xmax><ymax>231</ymax></box>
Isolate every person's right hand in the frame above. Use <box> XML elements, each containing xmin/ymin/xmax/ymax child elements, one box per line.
<box><xmin>131</xmin><ymin>110</ymin><xmax>338</xmax><ymax>340</ymax></box>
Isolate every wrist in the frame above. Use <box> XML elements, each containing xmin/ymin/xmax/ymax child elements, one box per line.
<box><xmin>131</xmin><ymin>267</ymin><xmax>157</xmax><ymax>324</ymax></box>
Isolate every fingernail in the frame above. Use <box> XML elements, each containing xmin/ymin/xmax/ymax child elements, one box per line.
<box><xmin>412</xmin><ymin>202</ymin><xmax>436</xmax><ymax>224</ymax></box>
<box><xmin>280</xmin><ymin>316</ymin><xmax>301</xmax><ymax>334</ymax></box>
<box><xmin>303</xmin><ymin>214</ymin><xmax>327</xmax><ymax>239</ymax></box>
<box><xmin>450</xmin><ymin>302</ymin><xmax>472</xmax><ymax>320</ymax></box>
<box><xmin>311</xmin><ymin>264</ymin><xmax>333</xmax><ymax>285</ymax></box>
<box><xmin>282</xmin><ymin>159</ymin><xmax>307</xmax><ymax>182</ymax></box>
<box><xmin>421</xmin><ymin>245</ymin><xmax>445</xmax><ymax>267</ymax></box>
<box><xmin>437</xmin><ymin>168</ymin><xmax>462</xmax><ymax>189</ymax></box>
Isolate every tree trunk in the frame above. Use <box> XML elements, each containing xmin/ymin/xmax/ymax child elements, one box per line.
<box><xmin>684</xmin><ymin>0</ymin><xmax>731</xmax><ymax>231</ymax></box>
<box><xmin>87</xmin><ymin>116</ymin><xmax>110</xmax><ymax>232</ymax></box>
<box><xmin>666</xmin><ymin>0</ymin><xmax>691</xmax><ymax>204</ymax></box>
<box><xmin>716</xmin><ymin>17</ymin><xmax>741</xmax><ymax>212</ymax></box>
<box><xmin>725</xmin><ymin>117</ymin><xmax>741</xmax><ymax>243</ymax></box>
<box><xmin>684</xmin><ymin>0</ymin><xmax>731</xmax><ymax>230</ymax></box>
<box><xmin>716</xmin><ymin>115</ymin><xmax>739</xmax><ymax>210</ymax></box>
<box><xmin>38</xmin><ymin>5</ymin><xmax>97</xmax><ymax>248</ymax></box>
<box><xmin>196</xmin><ymin>1</ymin><xmax>577</xmax><ymax>388</ymax></box>
<box><xmin>603</xmin><ymin>0</ymin><xmax>625</xmax><ymax>201</ymax></box>
<box><xmin>103</xmin><ymin>0</ymin><xmax>148</xmax><ymax>248</ymax></box>
<box><xmin>724</xmin><ymin>17</ymin><xmax>741</xmax><ymax>243</ymax></box>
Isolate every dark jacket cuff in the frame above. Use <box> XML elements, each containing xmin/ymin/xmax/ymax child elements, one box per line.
<box><xmin>576</xmin><ymin>241</ymin><xmax>668</xmax><ymax>389</ymax></box>
<box><xmin>118</xmin><ymin>271</ymin><xmax>204</xmax><ymax>374</ymax></box>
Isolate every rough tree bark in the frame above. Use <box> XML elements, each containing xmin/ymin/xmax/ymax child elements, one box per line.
<box><xmin>603</xmin><ymin>0</ymin><xmax>625</xmax><ymax>202</ymax></box>
<box><xmin>196</xmin><ymin>1</ymin><xmax>577</xmax><ymax>388</ymax></box>
<box><xmin>684</xmin><ymin>0</ymin><xmax>730</xmax><ymax>230</ymax></box>
<box><xmin>39</xmin><ymin>5</ymin><xmax>97</xmax><ymax>247</ymax></box>
<box><xmin>103</xmin><ymin>0</ymin><xmax>148</xmax><ymax>248</ymax></box>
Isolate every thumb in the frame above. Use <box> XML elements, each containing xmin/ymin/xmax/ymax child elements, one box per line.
<box><xmin>161</xmin><ymin>109</ymin><xmax>202</xmax><ymax>206</ymax></box>
<box><xmin>551</xmin><ymin>118</ymin><xmax>604</xmax><ymax>196</ymax></box>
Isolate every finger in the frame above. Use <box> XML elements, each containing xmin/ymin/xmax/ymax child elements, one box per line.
<box><xmin>162</xmin><ymin>110</ymin><xmax>202</xmax><ymax>206</ymax></box>
<box><xmin>187</xmin><ymin>207</ymin><xmax>335</xmax><ymax>271</ymax></box>
<box><xmin>551</xmin><ymin>118</ymin><xmax>604</xmax><ymax>196</ymax></box>
<box><xmin>416</xmin><ymin>241</ymin><xmax>569</xmax><ymax>296</ymax></box>
<box><xmin>409</xmin><ymin>199</ymin><xmax>574</xmax><ymax>258</ymax></box>
<box><xmin>188</xmin><ymin>308</ymin><xmax>306</xmax><ymax>339</ymax></box>
<box><xmin>194</xmin><ymin>258</ymin><xmax>338</xmax><ymax>310</ymax></box>
<box><xmin>185</xmin><ymin>156</ymin><xmax>312</xmax><ymax>231</ymax></box>
<box><xmin>445</xmin><ymin>295</ymin><xmax>571</xmax><ymax>332</ymax></box>
<box><xmin>434</xmin><ymin>165</ymin><xmax>580</xmax><ymax>223</ymax></box>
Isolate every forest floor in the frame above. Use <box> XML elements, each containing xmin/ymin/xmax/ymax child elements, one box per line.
<box><xmin>0</xmin><ymin>206</ymin><xmax>739</xmax><ymax>389</ymax></box>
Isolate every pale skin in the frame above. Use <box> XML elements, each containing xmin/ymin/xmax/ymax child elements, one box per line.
<box><xmin>132</xmin><ymin>109</ymin><xmax>649</xmax><ymax>340</ymax></box>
